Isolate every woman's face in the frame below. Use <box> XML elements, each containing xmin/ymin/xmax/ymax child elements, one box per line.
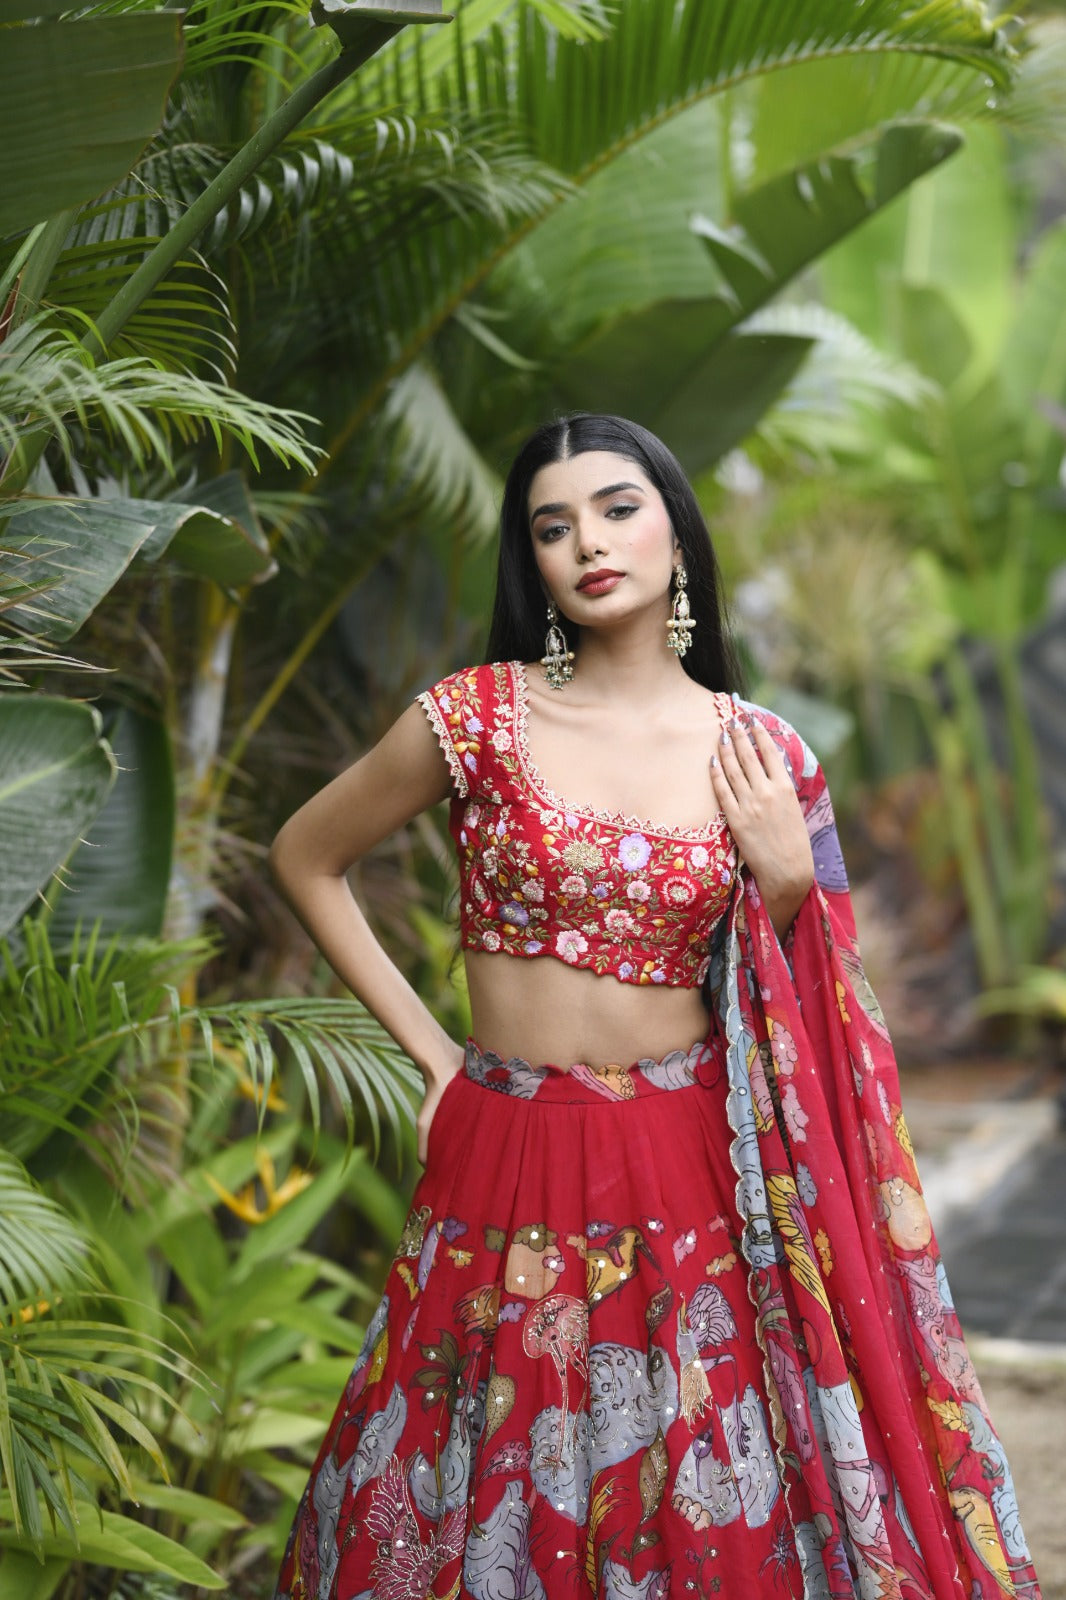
<box><xmin>527</xmin><ymin>450</ymin><xmax>677</xmax><ymax>628</ymax></box>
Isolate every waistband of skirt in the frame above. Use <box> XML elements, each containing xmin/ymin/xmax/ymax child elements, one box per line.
<box><xmin>461</xmin><ymin>1035</ymin><xmax>720</xmax><ymax>1104</ymax></box>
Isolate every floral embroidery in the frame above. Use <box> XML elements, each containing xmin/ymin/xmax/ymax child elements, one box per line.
<box><xmin>663</xmin><ymin>874</ymin><xmax>698</xmax><ymax>906</ymax></box>
<box><xmin>562</xmin><ymin>839</ymin><xmax>603</xmax><ymax>872</ymax></box>
<box><xmin>618</xmin><ymin>832</ymin><xmax>653</xmax><ymax>871</ymax></box>
<box><xmin>417</xmin><ymin>667</ymin><xmax>484</xmax><ymax>798</ymax></box>
<box><xmin>417</xmin><ymin>662</ymin><xmax>738</xmax><ymax>987</ymax></box>
<box><xmin>555</xmin><ymin>929</ymin><xmax>588</xmax><ymax>963</ymax></box>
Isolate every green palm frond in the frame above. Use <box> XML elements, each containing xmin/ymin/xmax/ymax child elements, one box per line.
<box><xmin>75</xmin><ymin>126</ymin><xmax>353</xmax><ymax>256</ymax></box>
<box><xmin>80</xmin><ymin>0</ymin><xmax>318</xmax><ymax>76</ymax></box>
<box><xmin>742</xmin><ymin>47</ymin><xmax>1000</xmax><ymax>186</ymax></box>
<box><xmin>190</xmin><ymin>996</ymin><xmax>420</xmax><ymax>1153</ymax></box>
<box><xmin>40</xmin><ymin>240</ymin><xmax>235</xmax><ymax>383</ymax></box>
<box><xmin>0</xmin><ymin>1152</ymin><xmax>91</xmax><ymax>1314</ymax></box>
<box><xmin>0</xmin><ymin>314</ymin><xmax>319</xmax><ymax>475</ymax></box>
<box><xmin>0</xmin><ymin>1152</ymin><xmax>192</xmax><ymax>1551</ymax></box>
<box><xmin>375</xmin><ymin>0</ymin><xmax>1014</xmax><ymax>143</ymax></box>
<box><xmin>287</xmin><ymin>0</ymin><xmax>1016</xmax><ymax>433</ymax></box>
<box><xmin>988</xmin><ymin>16</ymin><xmax>1066</xmax><ymax>139</ymax></box>
<box><xmin>0</xmin><ymin>636</ymin><xmax>99</xmax><ymax>687</ymax></box>
<box><xmin>0</xmin><ymin>920</ymin><xmax>420</xmax><ymax>1169</ymax></box>
<box><xmin>378</xmin><ymin>360</ymin><xmax>503</xmax><ymax>545</ymax></box>
<box><xmin>0</xmin><ymin>923</ymin><xmax>206</xmax><ymax>1172</ymax></box>
<box><xmin>179</xmin><ymin>0</ymin><xmax>313</xmax><ymax>78</ymax></box>
<box><xmin>746</xmin><ymin>304</ymin><xmax>937</xmax><ymax>461</ymax></box>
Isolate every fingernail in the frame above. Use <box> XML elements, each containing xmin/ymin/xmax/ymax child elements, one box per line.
<box><xmin>720</xmin><ymin>728</ymin><xmax>731</xmax><ymax>746</ymax></box>
<box><xmin>710</xmin><ymin>754</ymin><xmax>719</xmax><ymax>769</ymax></box>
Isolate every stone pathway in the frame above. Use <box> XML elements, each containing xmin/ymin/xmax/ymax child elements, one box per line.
<box><xmin>937</xmin><ymin>1128</ymin><xmax>1066</xmax><ymax>1343</ymax></box>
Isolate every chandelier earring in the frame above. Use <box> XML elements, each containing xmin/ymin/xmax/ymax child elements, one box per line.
<box><xmin>666</xmin><ymin>561</ymin><xmax>696</xmax><ymax>657</ymax></box>
<box><xmin>541</xmin><ymin>602</ymin><xmax>575</xmax><ymax>690</ymax></box>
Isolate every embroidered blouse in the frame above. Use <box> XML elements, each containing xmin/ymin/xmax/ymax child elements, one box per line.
<box><xmin>416</xmin><ymin>661</ymin><xmax>738</xmax><ymax>988</ymax></box>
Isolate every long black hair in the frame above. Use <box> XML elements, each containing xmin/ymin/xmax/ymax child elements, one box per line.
<box><xmin>484</xmin><ymin>413</ymin><xmax>744</xmax><ymax>694</ymax></box>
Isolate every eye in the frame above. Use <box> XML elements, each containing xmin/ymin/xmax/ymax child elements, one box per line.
<box><xmin>605</xmin><ymin>502</ymin><xmax>638</xmax><ymax>519</ymax></box>
<box><xmin>535</xmin><ymin>523</ymin><xmax>569</xmax><ymax>543</ymax></box>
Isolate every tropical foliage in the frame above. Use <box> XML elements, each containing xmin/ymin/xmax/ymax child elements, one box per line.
<box><xmin>721</xmin><ymin>82</ymin><xmax>1066</xmax><ymax>990</ymax></box>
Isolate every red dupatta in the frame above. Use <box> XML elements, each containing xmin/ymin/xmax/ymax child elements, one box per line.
<box><xmin>709</xmin><ymin>700</ymin><xmax>1041</xmax><ymax>1600</ymax></box>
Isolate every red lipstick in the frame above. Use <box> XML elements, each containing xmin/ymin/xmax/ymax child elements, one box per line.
<box><xmin>576</xmin><ymin>569</ymin><xmax>624</xmax><ymax>595</ymax></box>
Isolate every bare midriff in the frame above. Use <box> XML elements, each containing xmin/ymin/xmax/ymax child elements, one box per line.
<box><xmin>464</xmin><ymin>948</ymin><xmax>710</xmax><ymax>1069</ymax></box>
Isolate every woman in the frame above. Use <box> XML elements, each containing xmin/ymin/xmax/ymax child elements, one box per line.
<box><xmin>271</xmin><ymin>415</ymin><xmax>1039</xmax><ymax>1600</ymax></box>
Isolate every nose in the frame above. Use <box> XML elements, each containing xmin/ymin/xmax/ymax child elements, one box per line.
<box><xmin>573</xmin><ymin>514</ymin><xmax>607</xmax><ymax>563</ymax></box>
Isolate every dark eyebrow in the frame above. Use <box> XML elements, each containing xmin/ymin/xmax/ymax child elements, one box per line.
<box><xmin>529</xmin><ymin>482</ymin><xmax>645</xmax><ymax>524</ymax></box>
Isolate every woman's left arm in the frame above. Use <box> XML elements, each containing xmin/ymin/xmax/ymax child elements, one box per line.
<box><xmin>709</xmin><ymin>709</ymin><xmax>815</xmax><ymax>942</ymax></box>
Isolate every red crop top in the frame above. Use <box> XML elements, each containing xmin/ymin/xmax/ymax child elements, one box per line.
<box><xmin>416</xmin><ymin>661</ymin><xmax>738</xmax><ymax>988</ymax></box>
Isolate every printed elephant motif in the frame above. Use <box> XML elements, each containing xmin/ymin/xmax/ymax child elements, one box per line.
<box><xmin>672</xmin><ymin>1383</ymin><xmax>779</xmax><ymax>1530</ymax></box>
<box><xmin>463</xmin><ymin>1478</ymin><xmax>546</xmax><ymax>1600</ymax></box>
<box><xmin>601</xmin><ymin>1558</ymin><xmax>672</xmax><ymax>1599</ymax></box>
<box><xmin>409</xmin><ymin>1378</ymin><xmax>487</xmax><ymax>1519</ymax></box>
<box><xmin>348</xmin><ymin>1382</ymin><xmax>408</xmax><ymax>1499</ymax></box>
<box><xmin>529</xmin><ymin>1405</ymin><xmax>592</xmax><ymax>1522</ymax></box>
<box><xmin>588</xmin><ymin>1341</ymin><xmax>679</xmax><ymax>1471</ymax></box>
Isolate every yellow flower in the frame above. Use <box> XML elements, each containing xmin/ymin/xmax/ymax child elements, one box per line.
<box><xmin>16</xmin><ymin>1297</ymin><xmax>54</xmax><ymax>1325</ymax></box>
<box><xmin>212</xmin><ymin>1041</ymin><xmax>287</xmax><ymax>1112</ymax></box>
<box><xmin>205</xmin><ymin>1148</ymin><xmax>312</xmax><ymax>1224</ymax></box>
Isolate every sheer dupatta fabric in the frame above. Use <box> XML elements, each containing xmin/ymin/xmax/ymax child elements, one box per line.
<box><xmin>709</xmin><ymin>700</ymin><xmax>1040</xmax><ymax>1600</ymax></box>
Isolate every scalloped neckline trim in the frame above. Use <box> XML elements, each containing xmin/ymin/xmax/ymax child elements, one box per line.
<box><xmin>508</xmin><ymin>659</ymin><xmax>732</xmax><ymax>843</ymax></box>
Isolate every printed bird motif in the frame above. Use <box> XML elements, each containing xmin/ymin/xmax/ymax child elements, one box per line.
<box><xmin>364</xmin><ymin>1454</ymin><xmax>466</xmax><ymax>1600</ymax></box>
<box><xmin>522</xmin><ymin>1293</ymin><xmax>589</xmax><ymax>1467</ymax></box>
<box><xmin>950</xmin><ymin>1485</ymin><xmax>1016</xmax><ymax>1596</ymax></box>
<box><xmin>586</xmin><ymin>1226</ymin><xmax>658</xmax><ymax>1307</ymax></box>
<box><xmin>765</xmin><ymin>1173</ymin><xmax>832</xmax><ymax>1319</ymax></box>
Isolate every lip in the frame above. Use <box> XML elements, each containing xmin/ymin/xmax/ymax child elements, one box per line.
<box><xmin>576</xmin><ymin>569</ymin><xmax>624</xmax><ymax>594</ymax></box>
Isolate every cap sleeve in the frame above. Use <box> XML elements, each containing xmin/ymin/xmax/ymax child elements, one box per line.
<box><xmin>415</xmin><ymin>665</ymin><xmax>489</xmax><ymax>800</ymax></box>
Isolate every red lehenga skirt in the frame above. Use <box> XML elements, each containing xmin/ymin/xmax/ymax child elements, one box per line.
<box><xmin>273</xmin><ymin>1034</ymin><xmax>1037</xmax><ymax>1600</ymax></box>
<box><xmin>275</xmin><ymin>723</ymin><xmax>1041</xmax><ymax>1600</ymax></box>
<box><xmin>276</xmin><ymin>1037</ymin><xmax>820</xmax><ymax>1599</ymax></box>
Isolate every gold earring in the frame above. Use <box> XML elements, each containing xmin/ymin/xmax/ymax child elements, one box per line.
<box><xmin>666</xmin><ymin>563</ymin><xmax>695</xmax><ymax>657</ymax></box>
<box><xmin>541</xmin><ymin>602</ymin><xmax>575</xmax><ymax>690</ymax></box>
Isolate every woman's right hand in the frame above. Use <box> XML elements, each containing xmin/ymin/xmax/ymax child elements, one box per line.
<box><xmin>416</xmin><ymin>1039</ymin><xmax>466</xmax><ymax>1165</ymax></box>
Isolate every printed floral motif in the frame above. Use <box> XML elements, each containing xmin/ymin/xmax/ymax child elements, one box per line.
<box><xmin>415</xmin><ymin>662</ymin><xmax>738</xmax><ymax>987</ymax></box>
